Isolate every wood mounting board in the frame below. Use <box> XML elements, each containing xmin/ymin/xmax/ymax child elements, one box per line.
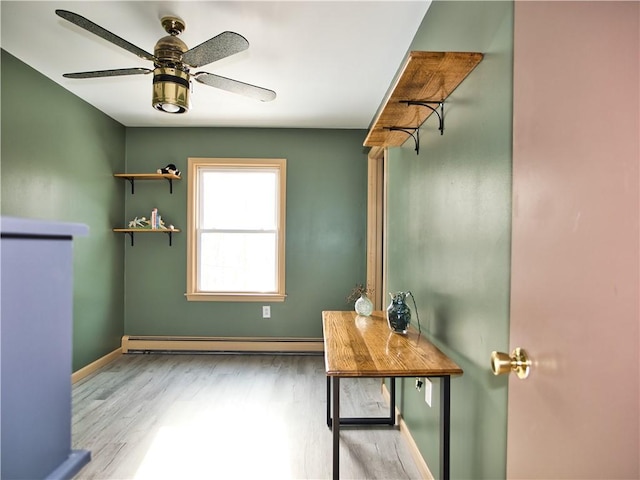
<box><xmin>364</xmin><ymin>51</ymin><xmax>483</xmax><ymax>148</ymax></box>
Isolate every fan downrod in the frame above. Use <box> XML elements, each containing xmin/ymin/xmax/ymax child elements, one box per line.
<box><xmin>161</xmin><ymin>16</ymin><xmax>185</xmax><ymax>36</ymax></box>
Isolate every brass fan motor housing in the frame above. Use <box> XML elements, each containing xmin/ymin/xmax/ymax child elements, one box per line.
<box><xmin>154</xmin><ymin>35</ymin><xmax>188</xmax><ymax>67</ymax></box>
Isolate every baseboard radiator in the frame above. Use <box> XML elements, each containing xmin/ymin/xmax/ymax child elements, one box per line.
<box><xmin>121</xmin><ymin>335</ymin><xmax>324</xmax><ymax>354</ymax></box>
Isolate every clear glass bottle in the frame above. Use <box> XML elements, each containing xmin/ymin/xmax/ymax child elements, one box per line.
<box><xmin>355</xmin><ymin>294</ymin><xmax>374</xmax><ymax>316</ymax></box>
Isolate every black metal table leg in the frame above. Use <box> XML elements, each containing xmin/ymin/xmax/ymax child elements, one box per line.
<box><xmin>390</xmin><ymin>377</ymin><xmax>396</xmax><ymax>422</ymax></box>
<box><xmin>332</xmin><ymin>376</ymin><xmax>340</xmax><ymax>480</ymax></box>
<box><xmin>326</xmin><ymin>376</ymin><xmax>331</xmax><ymax>428</ymax></box>
<box><xmin>326</xmin><ymin>377</ymin><xmax>396</xmax><ymax>428</ymax></box>
<box><xmin>440</xmin><ymin>375</ymin><xmax>451</xmax><ymax>480</ymax></box>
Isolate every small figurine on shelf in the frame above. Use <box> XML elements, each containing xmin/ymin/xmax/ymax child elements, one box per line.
<box><xmin>157</xmin><ymin>163</ymin><xmax>181</xmax><ymax>177</ymax></box>
<box><xmin>128</xmin><ymin>216</ymin><xmax>149</xmax><ymax>228</ymax></box>
<box><xmin>127</xmin><ymin>212</ymin><xmax>174</xmax><ymax>230</ymax></box>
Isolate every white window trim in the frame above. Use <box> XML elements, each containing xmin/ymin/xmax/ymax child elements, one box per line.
<box><xmin>186</xmin><ymin>157</ymin><xmax>287</xmax><ymax>302</ymax></box>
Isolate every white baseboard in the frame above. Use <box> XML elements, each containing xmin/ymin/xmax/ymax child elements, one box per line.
<box><xmin>382</xmin><ymin>381</ymin><xmax>435</xmax><ymax>480</ymax></box>
<box><xmin>72</xmin><ymin>348</ymin><xmax>122</xmax><ymax>384</ymax></box>
<box><xmin>72</xmin><ymin>336</ymin><xmax>324</xmax><ymax>384</ymax></box>
<box><xmin>121</xmin><ymin>335</ymin><xmax>324</xmax><ymax>354</ymax></box>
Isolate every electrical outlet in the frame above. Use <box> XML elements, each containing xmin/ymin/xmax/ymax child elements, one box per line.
<box><xmin>424</xmin><ymin>378</ymin><xmax>432</xmax><ymax>407</ymax></box>
<box><xmin>262</xmin><ymin>306</ymin><xmax>271</xmax><ymax>318</ymax></box>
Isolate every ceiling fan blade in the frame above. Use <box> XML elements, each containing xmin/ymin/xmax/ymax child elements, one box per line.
<box><xmin>182</xmin><ymin>31</ymin><xmax>249</xmax><ymax>68</ymax></box>
<box><xmin>194</xmin><ymin>72</ymin><xmax>276</xmax><ymax>102</ymax></box>
<box><xmin>56</xmin><ymin>10</ymin><xmax>155</xmax><ymax>62</ymax></box>
<box><xmin>63</xmin><ymin>68</ymin><xmax>153</xmax><ymax>79</ymax></box>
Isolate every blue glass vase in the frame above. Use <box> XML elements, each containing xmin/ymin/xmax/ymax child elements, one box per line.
<box><xmin>386</xmin><ymin>292</ymin><xmax>411</xmax><ymax>334</ymax></box>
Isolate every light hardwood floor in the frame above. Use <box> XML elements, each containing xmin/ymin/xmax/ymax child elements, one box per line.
<box><xmin>71</xmin><ymin>354</ymin><xmax>422</xmax><ymax>480</ymax></box>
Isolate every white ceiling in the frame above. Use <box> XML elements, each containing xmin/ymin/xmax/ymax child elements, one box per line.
<box><xmin>1</xmin><ymin>1</ymin><xmax>431</xmax><ymax>129</ymax></box>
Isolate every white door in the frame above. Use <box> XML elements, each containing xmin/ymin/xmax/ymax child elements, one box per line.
<box><xmin>506</xmin><ymin>2</ymin><xmax>638</xmax><ymax>478</ymax></box>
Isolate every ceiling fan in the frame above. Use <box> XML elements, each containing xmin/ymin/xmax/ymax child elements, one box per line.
<box><xmin>55</xmin><ymin>9</ymin><xmax>276</xmax><ymax>114</ymax></box>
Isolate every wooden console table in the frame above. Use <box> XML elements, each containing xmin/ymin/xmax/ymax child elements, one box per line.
<box><xmin>322</xmin><ymin>310</ymin><xmax>463</xmax><ymax>480</ymax></box>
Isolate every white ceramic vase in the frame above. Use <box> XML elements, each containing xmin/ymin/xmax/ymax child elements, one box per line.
<box><xmin>354</xmin><ymin>294</ymin><xmax>374</xmax><ymax>316</ymax></box>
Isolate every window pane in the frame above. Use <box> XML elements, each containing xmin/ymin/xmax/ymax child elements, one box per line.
<box><xmin>201</xmin><ymin>170</ymin><xmax>277</xmax><ymax>230</ymax></box>
<box><xmin>199</xmin><ymin>232</ymin><xmax>277</xmax><ymax>292</ymax></box>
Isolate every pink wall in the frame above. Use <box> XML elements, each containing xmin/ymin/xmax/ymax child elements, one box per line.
<box><xmin>511</xmin><ymin>1</ymin><xmax>639</xmax><ymax>477</ymax></box>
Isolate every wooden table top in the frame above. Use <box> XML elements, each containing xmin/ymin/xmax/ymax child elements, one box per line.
<box><xmin>322</xmin><ymin>311</ymin><xmax>463</xmax><ymax>378</ymax></box>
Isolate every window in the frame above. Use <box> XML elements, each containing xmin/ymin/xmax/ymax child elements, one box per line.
<box><xmin>186</xmin><ymin>158</ymin><xmax>286</xmax><ymax>302</ymax></box>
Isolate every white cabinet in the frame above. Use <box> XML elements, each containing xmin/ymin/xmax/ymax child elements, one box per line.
<box><xmin>1</xmin><ymin>217</ymin><xmax>90</xmax><ymax>479</ymax></box>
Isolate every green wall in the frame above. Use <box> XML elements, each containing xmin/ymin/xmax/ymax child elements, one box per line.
<box><xmin>122</xmin><ymin>128</ymin><xmax>368</xmax><ymax>337</ymax></box>
<box><xmin>1</xmin><ymin>50</ymin><xmax>126</xmax><ymax>371</ymax></box>
<box><xmin>1</xmin><ymin>49</ymin><xmax>369</xmax><ymax>369</ymax></box>
<box><xmin>385</xmin><ymin>2</ymin><xmax>513</xmax><ymax>478</ymax></box>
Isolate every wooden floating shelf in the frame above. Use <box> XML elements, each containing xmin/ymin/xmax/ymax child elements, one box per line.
<box><xmin>113</xmin><ymin>173</ymin><xmax>181</xmax><ymax>181</ymax></box>
<box><xmin>114</xmin><ymin>173</ymin><xmax>181</xmax><ymax>194</ymax></box>
<box><xmin>364</xmin><ymin>51</ymin><xmax>484</xmax><ymax>148</ymax></box>
<box><xmin>113</xmin><ymin>228</ymin><xmax>180</xmax><ymax>246</ymax></box>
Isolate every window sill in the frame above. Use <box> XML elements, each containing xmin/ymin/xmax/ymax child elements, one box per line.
<box><xmin>185</xmin><ymin>293</ymin><xmax>287</xmax><ymax>302</ymax></box>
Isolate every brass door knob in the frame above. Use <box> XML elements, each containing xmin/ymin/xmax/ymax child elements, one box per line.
<box><xmin>490</xmin><ymin>347</ymin><xmax>531</xmax><ymax>379</ymax></box>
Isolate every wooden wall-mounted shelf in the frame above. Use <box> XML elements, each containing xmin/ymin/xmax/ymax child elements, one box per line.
<box><xmin>114</xmin><ymin>173</ymin><xmax>181</xmax><ymax>194</ymax></box>
<box><xmin>113</xmin><ymin>228</ymin><xmax>180</xmax><ymax>246</ymax></box>
<box><xmin>364</xmin><ymin>51</ymin><xmax>483</xmax><ymax>149</ymax></box>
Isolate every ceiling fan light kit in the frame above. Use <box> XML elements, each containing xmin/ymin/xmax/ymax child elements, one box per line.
<box><xmin>152</xmin><ymin>67</ymin><xmax>190</xmax><ymax>114</ymax></box>
<box><xmin>55</xmin><ymin>9</ymin><xmax>276</xmax><ymax>114</ymax></box>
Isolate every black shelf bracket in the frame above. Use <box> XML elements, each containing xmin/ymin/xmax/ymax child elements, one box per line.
<box><xmin>403</xmin><ymin>100</ymin><xmax>445</xmax><ymax>135</ymax></box>
<box><xmin>122</xmin><ymin>177</ymin><xmax>174</xmax><ymax>194</ymax></box>
<box><xmin>125</xmin><ymin>177</ymin><xmax>135</xmax><ymax>195</ymax></box>
<box><xmin>387</xmin><ymin>127</ymin><xmax>420</xmax><ymax>155</ymax></box>
<box><xmin>123</xmin><ymin>231</ymin><xmax>175</xmax><ymax>247</ymax></box>
<box><xmin>165</xmin><ymin>178</ymin><xmax>174</xmax><ymax>194</ymax></box>
<box><xmin>125</xmin><ymin>231</ymin><xmax>135</xmax><ymax>246</ymax></box>
<box><xmin>386</xmin><ymin>101</ymin><xmax>445</xmax><ymax>155</ymax></box>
